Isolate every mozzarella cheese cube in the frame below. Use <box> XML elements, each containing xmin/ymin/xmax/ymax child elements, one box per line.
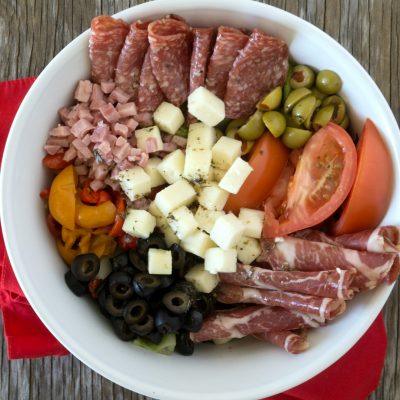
<box><xmin>195</xmin><ymin>206</ymin><xmax>224</xmax><ymax>233</ymax></box>
<box><xmin>157</xmin><ymin>149</ymin><xmax>185</xmax><ymax>184</ymax></box>
<box><xmin>143</xmin><ymin>157</ymin><xmax>166</xmax><ymax>188</ymax></box>
<box><xmin>212</xmin><ymin>136</ymin><xmax>242</xmax><ymax>170</ymax></box>
<box><xmin>188</xmin><ymin>86</ymin><xmax>225</xmax><ymax>127</ymax></box>
<box><xmin>187</xmin><ymin>123</ymin><xmax>216</xmax><ymax>150</ymax></box>
<box><xmin>181</xmin><ymin>229</ymin><xmax>215</xmax><ymax>258</ymax></box>
<box><xmin>205</xmin><ymin>248</ymin><xmax>237</xmax><ymax>274</ymax></box>
<box><xmin>117</xmin><ymin>167</ymin><xmax>151</xmax><ymax>201</ymax></box>
<box><xmin>210</xmin><ymin>213</ymin><xmax>245</xmax><ymax>250</ymax></box>
<box><xmin>198</xmin><ymin>183</ymin><xmax>229</xmax><ymax>211</ymax></box>
<box><xmin>154</xmin><ymin>179</ymin><xmax>197</xmax><ymax>216</ymax></box>
<box><xmin>238</xmin><ymin>208</ymin><xmax>265</xmax><ymax>239</ymax></box>
<box><xmin>236</xmin><ymin>236</ymin><xmax>262</xmax><ymax>265</ymax></box>
<box><xmin>167</xmin><ymin>206</ymin><xmax>198</xmax><ymax>240</ymax></box>
<box><xmin>218</xmin><ymin>157</ymin><xmax>253</xmax><ymax>194</ymax></box>
<box><xmin>185</xmin><ymin>264</ymin><xmax>219</xmax><ymax>293</ymax></box>
<box><xmin>148</xmin><ymin>201</ymin><xmax>164</xmax><ymax>220</ymax></box>
<box><xmin>183</xmin><ymin>149</ymin><xmax>212</xmax><ymax>183</ymax></box>
<box><xmin>122</xmin><ymin>209</ymin><xmax>156</xmax><ymax>239</ymax></box>
<box><xmin>159</xmin><ymin>223</ymin><xmax>180</xmax><ymax>247</ymax></box>
<box><xmin>153</xmin><ymin>101</ymin><xmax>185</xmax><ymax>135</ymax></box>
<box><xmin>212</xmin><ymin>167</ymin><xmax>226</xmax><ymax>182</ymax></box>
<box><xmin>135</xmin><ymin>125</ymin><xmax>163</xmax><ymax>153</ymax></box>
<box><xmin>148</xmin><ymin>248</ymin><xmax>172</xmax><ymax>275</ymax></box>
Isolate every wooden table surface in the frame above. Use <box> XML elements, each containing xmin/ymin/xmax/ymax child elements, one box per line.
<box><xmin>0</xmin><ymin>0</ymin><xmax>399</xmax><ymax>398</ymax></box>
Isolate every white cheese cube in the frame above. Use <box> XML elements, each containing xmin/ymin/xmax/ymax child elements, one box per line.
<box><xmin>185</xmin><ymin>264</ymin><xmax>219</xmax><ymax>293</ymax></box>
<box><xmin>198</xmin><ymin>183</ymin><xmax>229</xmax><ymax>211</ymax></box>
<box><xmin>167</xmin><ymin>206</ymin><xmax>198</xmax><ymax>240</ymax></box>
<box><xmin>212</xmin><ymin>136</ymin><xmax>242</xmax><ymax>170</ymax></box>
<box><xmin>218</xmin><ymin>157</ymin><xmax>253</xmax><ymax>194</ymax></box>
<box><xmin>195</xmin><ymin>206</ymin><xmax>224</xmax><ymax>233</ymax></box>
<box><xmin>154</xmin><ymin>179</ymin><xmax>197</xmax><ymax>216</ymax></box>
<box><xmin>236</xmin><ymin>236</ymin><xmax>262</xmax><ymax>265</ymax></box>
<box><xmin>122</xmin><ymin>209</ymin><xmax>156</xmax><ymax>239</ymax></box>
<box><xmin>210</xmin><ymin>213</ymin><xmax>245</xmax><ymax>250</ymax></box>
<box><xmin>183</xmin><ymin>149</ymin><xmax>212</xmax><ymax>183</ymax></box>
<box><xmin>159</xmin><ymin>223</ymin><xmax>180</xmax><ymax>247</ymax></box>
<box><xmin>181</xmin><ymin>229</ymin><xmax>215</xmax><ymax>258</ymax></box>
<box><xmin>148</xmin><ymin>201</ymin><xmax>164</xmax><ymax>220</ymax></box>
<box><xmin>148</xmin><ymin>248</ymin><xmax>172</xmax><ymax>275</ymax></box>
<box><xmin>157</xmin><ymin>149</ymin><xmax>185</xmax><ymax>184</ymax></box>
<box><xmin>188</xmin><ymin>86</ymin><xmax>225</xmax><ymax>127</ymax></box>
<box><xmin>153</xmin><ymin>101</ymin><xmax>185</xmax><ymax>135</ymax></box>
<box><xmin>117</xmin><ymin>167</ymin><xmax>151</xmax><ymax>201</ymax></box>
<box><xmin>143</xmin><ymin>157</ymin><xmax>167</xmax><ymax>188</ymax></box>
<box><xmin>238</xmin><ymin>208</ymin><xmax>265</xmax><ymax>239</ymax></box>
<box><xmin>135</xmin><ymin>125</ymin><xmax>163</xmax><ymax>153</ymax></box>
<box><xmin>205</xmin><ymin>248</ymin><xmax>237</xmax><ymax>274</ymax></box>
<box><xmin>187</xmin><ymin>123</ymin><xmax>216</xmax><ymax>150</ymax></box>
<box><xmin>212</xmin><ymin>167</ymin><xmax>226</xmax><ymax>182</ymax></box>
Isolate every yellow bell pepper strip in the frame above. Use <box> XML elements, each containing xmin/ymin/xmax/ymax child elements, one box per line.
<box><xmin>75</xmin><ymin>199</ymin><xmax>116</xmax><ymax>229</ymax></box>
<box><xmin>90</xmin><ymin>234</ymin><xmax>117</xmax><ymax>258</ymax></box>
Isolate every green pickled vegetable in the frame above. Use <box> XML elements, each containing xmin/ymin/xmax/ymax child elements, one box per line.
<box><xmin>283</xmin><ymin>63</ymin><xmax>294</xmax><ymax>102</ymax></box>
<box><xmin>290</xmin><ymin>65</ymin><xmax>315</xmax><ymax>89</ymax></box>
<box><xmin>340</xmin><ymin>114</ymin><xmax>350</xmax><ymax>129</ymax></box>
<box><xmin>322</xmin><ymin>95</ymin><xmax>346</xmax><ymax>124</ymax></box>
<box><xmin>133</xmin><ymin>333</ymin><xmax>176</xmax><ymax>355</ymax></box>
<box><xmin>241</xmin><ymin>140</ymin><xmax>255</xmax><ymax>155</ymax></box>
<box><xmin>312</xmin><ymin>105</ymin><xmax>335</xmax><ymax>131</ymax></box>
<box><xmin>304</xmin><ymin>99</ymin><xmax>321</xmax><ymax>129</ymax></box>
<box><xmin>284</xmin><ymin>88</ymin><xmax>312</xmax><ymax>113</ymax></box>
<box><xmin>237</xmin><ymin>110</ymin><xmax>265</xmax><ymax>141</ymax></box>
<box><xmin>226</xmin><ymin>118</ymin><xmax>247</xmax><ymax>138</ymax></box>
<box><xmin>291</xmin><ymin>95</ymin><xmax>317</xmax><ymax>126</ymax></box>
<box><xmin>262</xmin><ymin>111</ymin><xmax>287</xmax><ymax>138</ymax></box>
<box><xmin>257</xmin><ymin>86</ymin><xmax>283</xmax><ymax>111</ymax></box>
<box><xmin>316</xmin><ymin>70</ymin><xmax>342</xmax><ymax>95</ymax></box>
<box><xmin>282</xmin><ymin>127</ymin><xmax>312</xmax><ymax>149</ymax></box>
<box><xmin>216</xmin><ymin>118</ymin><xmax>231</xmax><ymax>131</ymax></box>
<box><xmin>175</xmin><ymin>126</ymin><xmax>189</xmax><ymax>138</ymax></box>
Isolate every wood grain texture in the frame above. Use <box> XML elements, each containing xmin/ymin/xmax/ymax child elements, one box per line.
<box><xmin>0</xmin><ymin>0</ymin><xmax>399</xmax><ymax>399</ymax></box>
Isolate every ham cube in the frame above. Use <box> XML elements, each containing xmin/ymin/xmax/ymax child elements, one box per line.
<box><xmin>99</xmin><ymin>103</ymin><xmax>120</xmax><ymax>123</ymax></box>
<box><xmin>116</xmin><ymin>102</ymin><xmax>137</xmax><ymax>118</ymax></box>
<box><xmin>74</xmin><ymin>80</ymin><xmax>93</xmax><ymax>103</ymax></box>
<box><xmin>71</xmin><ymin>118</ymin><xmax>94</xmax><ymax>138</ymax></box>
<box><xmin>100</xmin><ymin>81</ymin><xmax>116</xmax><ymax>94</ymax></box>
<box><xmin>50</xmin><ymin>125</ymin><xmax>71</xmax><ymax>137</ymax></box>
<box><xmin>109</xmin><ymin>87</ymin><xmax>131</xmax><ymax>104</ymax></box>
<box><xmin>113</xmin><ymin>123</ymin><xmax>129</xmax><ymax>138</ymax></box>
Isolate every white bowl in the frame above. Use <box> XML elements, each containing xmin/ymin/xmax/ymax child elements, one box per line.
<box><xmin>1</xmin><ymin>0</ymin><xmax>399</xmax><ymax>399</ymax></box>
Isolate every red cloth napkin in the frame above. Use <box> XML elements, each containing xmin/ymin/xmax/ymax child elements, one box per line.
<box><xmin>0</xmin><ymin>78</ymin><xmax>387</xmax><ymax>399</ymax></box>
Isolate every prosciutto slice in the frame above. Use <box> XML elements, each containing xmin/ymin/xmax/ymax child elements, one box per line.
<box><xmin>190</xmin><ymin>306</ymin><xmax>324</xmax><ymax>343</ymax></box>
<box><xmin>219</xmin><ymin>264</ymin><xmax>355</xmax><ymax>300</ymax></box>
<box><xmin>254</xmin><ymin>330</ymin><xmax>309</xmax><ymax>354</ymax></box>
<box><xmin>216</xmin><ymin>283</ymin><xmax>346</xmax><ymax>319</ymax></box>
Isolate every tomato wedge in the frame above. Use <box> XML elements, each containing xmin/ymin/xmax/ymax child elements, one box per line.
<box><xmin>224</xmin><ymin>133</ymin><xmax>289</xmax><ymax>214</ymax></box>
<box><xmin>263</xmin><ymin>123</ymin><xmax>357</xmax><ymax>238</ymax></box>
<box><xmin>331</xmin><ymin>119</ymin><xmax>393</xmax><ymax>235</ymax></box>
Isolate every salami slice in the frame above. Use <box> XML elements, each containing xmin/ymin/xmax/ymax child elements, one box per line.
<box><xmin>115</xmin><ymin>20</ymin><xmax>150</xmax><ymax>98</ymax></box>
<box><xmin>254</xmin><ymin>330</ymin><xmax>309</xmax><ymax>354</ymax></box>
<box><xmin>89</xmin><ymin>16</ymin><xmax>129</xmax><ymax>83</ymax></box>
<box><xmin>216</xmin><ymin>283</ymin><xmax>346</xmax><ymax>319</ymax></box>
<box><xmin>148</xmin><ymin>18</ymin><xmax>191</xmax><ymax>106</ymax></box>
<box><xmin>224</xmin><ymin>28</ymin><xmax>289</xmax><ymax>119</ymax></box>
<box><xmin>205</xmin><ymin>26</ymin><xmax>248</xmax><ymax>99</ymax></box>
<box><xmin>219</xmin><ymin>264</ymin><xmax>355</xmax><ymax>300</ymax></box>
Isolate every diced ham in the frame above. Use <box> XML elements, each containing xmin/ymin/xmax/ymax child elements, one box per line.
<box><xmin>63</xmin><ymin>147</ymin><xmax>77</xmax><ymax>162</ymax></box>
<box><xmin>90</xmin><ymin>179</ymin><xmax>105</xmax><ymax>191</ymax></box>
<box><xmin>116</xmin><ymin>159</ymin><xmax>135</xmax><ymax>171</ymax></box>
<box><xmin>135</xmin><ymin>112</ymin><xmax>153</xmax><ymax>127</ymax></box>
<box><xmin>74</xmin><ymin>80</ymin><xmax>93</xmax><ymax>103</ymax></box>
<box><xmin>124</xmin><ymin>118</ymin><xmax>139</xmax><ymax>133</ymax></box>
<box><xmin>100</xmin><ymin>81</ymin><xmax>116</xmax><ymax>94</ymax></box>
<box><xmin>50</xmin><ymin>125</ymin><xmax>71</xmax><ymax>137</ymax></box>
<box><xmin>109</xmin><ymin>87</ymin><xmax>131</xmax><ymax>104</ymax></box>
<box><xmin>171</xmin><ymin>135</ymin><xmax>187</xmax><ymax>148</ymax></box>
<box><xmin>94</xmin><ymin>163</ymin><xmax>109</xmax><ymax>180</ymax></box>
<box><xmin>145</xmin><ymin>137</ymin><xmax>159</xmax><ymax>153</ymax></box>
<box><xmin>163</xmin><ymin>142</ymin><xmax>178</xmax><ymax>152</ymax></box>
<box><xmin>78</xmin><ymin>108</ymin><xmax>94</xmax><ymax>122</ymax></box>
<box><xmin>58</xmin><ymin>107</ymin><xmax>70</xmax><ymax>124</ymax></box>
<box><xmin>113</xmin><ymin>123</ymin><xmax>129</xmax><ymax>138</ymax></box>
<box><xmin>91</xmin><ymin>122</ymin><xmax>110</xmax><ymax>143</ymax></box>
<box><xmin>99</xmin><ymin>103</ymin><xmax>120</xmax><ymax>123</ymax></box>
<box><xmin>90</xmin><ymin>84</ymin><xmax>107</xmax><ymax>110</ymax></box>
<box><xmin>81</xmin><ymin>134</ymin><xmax>92</xmax><ymax>146</ymax></box>
<box><xmin>137</xmin><ymin>151</ymin><xmax>149</xmax><ymax>167</ymax></box>
<box><xmin>254</xmin><ymin>330</ymin><xmax>309</xmax><ymax>354</ymax></box>
<box><xmin>130</xmin><ymin>197</ymin><xmax>151</xmax><ymax>210</ymax></box>
<box><xmin>72</xmin><ymin>138</ymin><xmax>93</xmax><ymax>160</ymax></box>
<box><xmin>116</xmin><ymin>102</ymin><xmax>137</xmax><ymax>118</ymax></box>
<box><xmin>113</xmin><ymin>142</ymin><xmax>132</xmax><ymax>162</ymax></box>
<box><xmin>71</xmin><ymin>119</ymin><xmax>94</xmax><ymax>138</ymax></box>
<box><xmin>115</xmin><ymin>135</ymin><xmax>127</xmax><ymax>147</ymax></box>
<box><xmin>75</xmin><ymin>164</ymin><xmax>89</xmax><ymax>175</ymax></box>
<box><xmin>95</xmin><ymin>140</ymin><xmax>112</xmax><ymax>157</ymax></box>
<box><xmin>46</xmin><ymin>137</ymin><xmax>70</xmax><ymax>147</ymax></box>
<box><xmin>104</xmin><ymin>177</ymin><xmax>120</xmax><ymax>191</ymax></box>
<box><xmin>44</xmin><ymin>144</ymin><xmax>62</xmax><ymax>155</ymax></box>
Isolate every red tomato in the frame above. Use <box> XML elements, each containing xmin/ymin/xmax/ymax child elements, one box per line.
<box><xmin>118</xmin><ymin>234</ymin><xmax>138</xmax><ymax>250</ymax></box>
<box><xmin>331</xmin><ymin>119</ymin><xmax>393</xmax><ymax>235</ymax></box>
<box><xmin>224</xmin><ymin>133</ymin><xmax>289</xmax><ymax>214</ymax></box>
<box><xmin>263</xmin><ymin>123</ymin><xmax>357</xmax><ymax>238</ymax></box>
<box><xmin>42</xmin><ymin>153</ymin><xmax>70</xmax><ymax>170</ymax></box>
<box><xmin>46</xmin><ymin>213</ymin><xmax>62</xmax><ymax>238</ymax></box>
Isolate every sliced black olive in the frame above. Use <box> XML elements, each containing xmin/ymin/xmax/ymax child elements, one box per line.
<box><xmin>129</xmin><ymin>314</ymin><xmax>154</xmax><ymax>336</ymax></box>
<box><xmin>173</xmin><ymin>281</ymin><xmax>197</xmax><ymax>302</ymax></box>
<box><xmin>108</xmin><ymin>271</ymin><xmax>134</xmax><ymax>300</ymax></box>
<box><xmin>71</xmin><ymin>253</ymin><xmax>100</xmax><ymax>282</ymax></box>
<box><xmin>96</xmin><ymin>281</ymin><xmax>110</xmax><ymax>317</ymax></box>
<box><xmin>137</xmin><ymin>235</ymin><xmax>167</xmax><ymax>258</ymax></box>
<box><xmin>133</xmin><ymin>273</ymin><xmax>161</xmax><ymax>298</ymax></box>
<box><xmin>184</xmin><ymin>252</ymin><xmax>202</xmax><ymax>269</ymax></box>
<box><xmin>162</xmin><ymin>290</ymin><xmax>191</xmax><ymax>314</ymax></box>
<box><xmin>64</xmin><ymin>270</ymin><xmax>87</xmax><ymax>296</ymax></box>
<box><xmin>110</xmin><ymin>252</ymin><xmax>129</xmax><ymax>271</ymax></box>
<box><xmin>128</xmin><ymin>250</ymin><xmax>147</xmax><ymax>272</ymax></box>
<box><xmin>159</xmin><ymin>274</ymin><xmax>176</xmax><ymax>289</ymax></box>
<box><xmin>123</xmin><ymin>299</ymin><xmax>148</xmax><ymax>325</ymax></box>
<box><xmin>105</xmin><ymin>295</ymin><xmax>126</xmax><ymax>317</ymax></box>
<box><xmin>194</xmin><ymin>293</ymin><xmax>216</xmax><ymax>318</ymax></box>
<box><xmin>170</xmin><ymin>244</ymin><xmax>186</xmax><ymax>277</ymax></box>
<box><xmin>111</xmin><ymin>317</ymin><xmax>137</xmax><ymax>341</ymax></box>
<box><xmin>154</xmin><ymin>308</ymin><xmax>182</xmax><ymax>334</ymax></box>
<box><xmin>145</xmin><ymin>330</ymin><xmax>163</xmax><ymax>344</ymax></box>
<box><xmin>175</xmin><ymin>331</ymin><xmax>194</xmax><ymax>356</ymax></box>
<box><xmin>121</xmin><ymin>265</ymin><xmax>139</xmax><ymax>277</ymax></box>
<box><xmin>183</xmin><ymin>309</ymin><xmax>203</xmax><ymax>332</ymax></box>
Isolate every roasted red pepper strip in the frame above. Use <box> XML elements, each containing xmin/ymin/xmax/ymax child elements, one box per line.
<box><xmin>80</xmin><ymin>180</ymin><xmax>111</xmax><ymax>205</ymax></box>
<box><xmin>42</xmin><ymin>153</ymin><xmax>71</xmax><ymax>170</ymax></box>
<box><xmin>109</xmin><ymin>192</ymin><xmax>126</xmax><ymax>237</ymax></box>
<box><xmin>117</xmin><ymin>233</ymin><xmax>138</xmax><ymax>250</ymax></box>
<box><xmin>40</xmin><ymin>188</ymin><xmax>51</xmax><ymax>201</ymax></box>
<box><xmin>46</xmin><ymin>213</ymin><xmax>62</xmax><ymax>238</ymax></box>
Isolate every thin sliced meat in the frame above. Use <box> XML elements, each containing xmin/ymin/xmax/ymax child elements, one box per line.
<box><xmin>89</xmin><ymin>16</ymin><xmax>129</xmax><ymax>83</ymax></box>
<box><xmin>219</xmin><ymin>264</ymin><xmax>355</xmax><ymax>300</ymax></box>
<box><xmin>205</xmin><ymin>26</ymin><xmax>248</xmax><ymax>99</ymax></box>
<box><xmin>148</xmin><ymin>18</ymin><xmax>191</xmax><ymax>105</ymax></box>
<box><xmin>190</xmin><ymin>305</ymin><xmax>324</xmax><ymax>343</ymax></box>
<box><xmin>216</xmin><ymin>283</ymin><xmax>346</xmax><ymax>319</ymax></box>
<box><xmin>224</xmin><ymin>28</ymin><xmax>289</xmax><ymax>119</ymax></box>
<box><xmin>115</xmin><ymin>20</ymin><xmax>150</xmax><ymax>98</ymax></box>
<box><xmin>257</xmin><ymin>236</ymin><xmax>399</xmax><ymax>290</ymax></box>
<box><xmin>254</xmin><ymin>330</ymin><xmax>309</xmax><ymax>354</ymax></box>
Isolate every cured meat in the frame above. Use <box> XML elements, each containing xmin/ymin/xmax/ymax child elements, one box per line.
<box><xmin>89</xmin><ymin>16</ymin><xmax>129</xmax><ymax>83</ymax></box>
<box><xmin>216</xmin><ymin>283</ymin><xmax>346</xmax><ymax>319</ymax></box>
<box><xmin>190</xmin><ymin>305</ymin><xmax>324</xmax><ymax>343</ymax></box>
<box><xmin>148</xmin><ymin>18</ymin><xmax>191</xmax><ymax>105</ymax></box>
<box><xmin>224</xmin><ymin>28</ymin><xmax>289</xmax><ymax>119</ymax></box>
<box><xmin>205</xmin><ymin>26</ymin><xmax>248</xmax><ymax>99</ymax></box>
<box><xmin>137</xmin><ymin>49</ymin><xmax>164</xmax><ymax>114</ymax></box>
<box><xmin>219</xmin><ymin>264</ymin><xmax>355</xmax><ymax>300</ymax></box>
<box><xmin>254</xmin><ymin>330</ymin><xmax>309</xmax><ymax>354</ymax></box>
<box><xmin>189</xmin><ymin>27</ymin><xmax>214</xmax><ymax>93</ymax></box>
<box><xmin>115</xmin><ymin>20</ymin><xmax>150</xmax><ymax>98</ymax></box>
<box><xmin>257</xmin><ymin>236</ymin><xmax>399</xmax><ymax>290</ymax></box>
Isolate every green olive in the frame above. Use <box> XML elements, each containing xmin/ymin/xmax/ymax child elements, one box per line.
<box><xmin>257</xmin><ymin>86</ymin><xmax>283</xmax><ymax>111</ymax></box>
<box><xmin>304</xmin><ymin>99</ymin><xmax>321</xmax><ymax>130</ymax></box>
<box><xmin>214</xmin><ymin>128</ymin><xmax>224</xmax><ymax>141</ymax></box>
<box><xmin>292</xmin><ymin>95</ymin><xmax>317</xmax><ymax>126</ymax></box>
<box><xmin>226</xmin><ymin>118</ymin><xmax>247</xmax><ymax>138</ymax></box>
<box><xmin>340</xmin><ymin>114</ymin><xmax>350</xmax><ymax>130</ymax></box>
<box><xmin>282</xmin><ymin>127</ymin><xmax>312</xmax><ymax>149</ymax></box>
<box><xmin>316</xmin><ymin>70</ymin><xmax>342</xmax><ymax>95</ymax></box>
<box><xmin>282</xmin><ymin>63</ymin><xmax>294</xmax><ymax>102</ymax></box>
<box><xmin>237</xmin><ymin>111</ymin><xmax>265</xmax><ymax>141</ymax></box>
<box><xmin>310</xmin><ymin>87</ymin><xmax>328</xmax><ymax>101</ymax></box>
<box><xmin>262</xmin><ymin>111</ymin><xmax>287</xmax><ymax>138</ymax></box>
<box><xmin>285</xmin><ymin>115</ymin><xmax>303</xmax><ymax>128</ymax></box>
<box><xmin>290</xmin><ymin>65</ymin><xmax>315</xmax><ymax>89</ymax></box>
<box><xmin>322</xmin><ymin>95</ymin><xmax>346</xmax><ymax>124</ymax></box>
<box><xmin>312</xmin><ymin>105</ymin><xmax>335</xmax><ymax>131</ymax></box>
<box><xmin>284</xmin><ymin>88</ymin><xmax>312</xmax><ymax>113</ymax></box>
<box><xmin>241</xmin><ymin>140</ymin><xmax>255</xmax><ymax>155</ymax></box>
<box><xmin>175</xmin><ymin>126</ymin><xmax>189</xmax><ymax>138</ymax></box>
